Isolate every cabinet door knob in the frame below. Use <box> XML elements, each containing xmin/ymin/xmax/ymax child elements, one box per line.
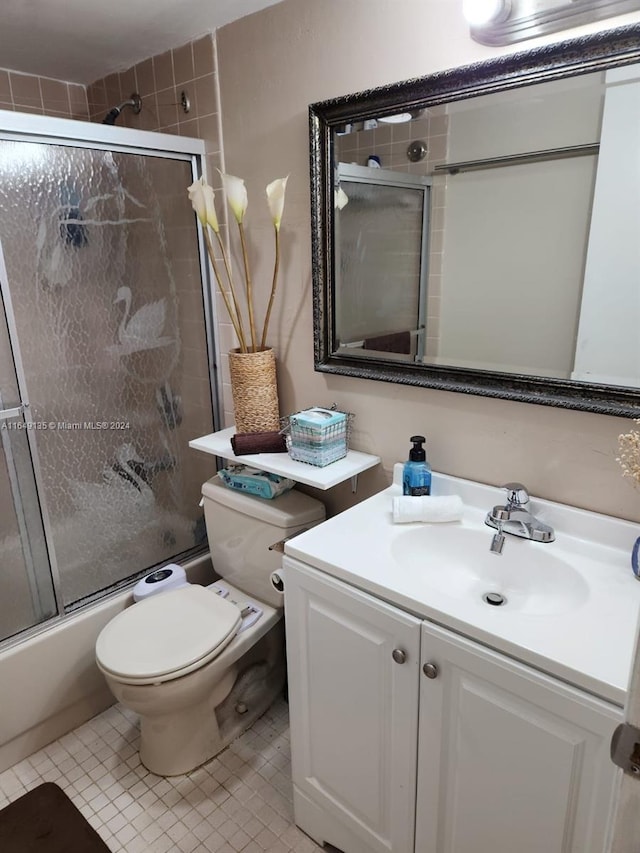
<box><xmin>392</xmin><ymin>648</ymin><xmax>407</xmax><ymax>664</ymax></box>
<box><xmin>423</xmin><ymin>662</ymin><xmax>439</xmax><ymax>679</ymax></box>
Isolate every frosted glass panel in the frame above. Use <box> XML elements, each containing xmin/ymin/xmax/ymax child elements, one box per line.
<box><xmin>0</xmin><ymin>293</ymin><xmax>57</xmax><ymax>640</ymax></box>
<box><xmin>336</xmin><ymin>180</ymin><xmax>425</xmax><ymax>352</ymax></box>
<box><xmin>0</xmin><ymin>142</ymin><xmax>214</xmax><ymax>607</ymax></box>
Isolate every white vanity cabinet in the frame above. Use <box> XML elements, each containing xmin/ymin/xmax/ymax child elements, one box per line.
<box><xmin>284</xmin><ymin>557</ymin><xmax>421</xmax><ymax>853</ymax></box>
<box><xmin>416</xmin><ymin>622</ymin><xmax>620</xmax><ymax>853</ymax></box>
<box><xmin>283</xmin><ymin>558</ymin><xmax>622</xmax><ymax>853</ymax></box>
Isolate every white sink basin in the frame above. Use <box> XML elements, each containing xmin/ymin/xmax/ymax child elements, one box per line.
<box><xmin>285</xmin><ymin>471</ymin><xmax>640</xmax><ymax>704</ymax></box>
<box><xmin>390</xmin><ymin>524</ymin><xmax>589</xmax><ymax>615</ymax></box>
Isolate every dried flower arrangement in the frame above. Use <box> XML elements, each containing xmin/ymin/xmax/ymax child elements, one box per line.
<box><xmin>187</xmin><ymin>172</ymin><xmax>288</xmax><ymax>353</ymax></box>
<box><xmin>617</xmin><ymin>419</ymin><xmax>640</xmax><ymax>486</ymax></box>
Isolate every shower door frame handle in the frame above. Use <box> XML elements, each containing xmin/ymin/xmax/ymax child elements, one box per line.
<box><xmin>0</xmin><ymin>117</ymin><xmax>216</xmax><ymax>629</ymax></box>
<box><xmin>0</xmin><ymin>233</ymin><xmax>64</xmax><ymax>621</ymax></box>
<box><xmin>0</xmin><ymin>403</ymin><xmax>27</xmax><ymax>421</ymax></box>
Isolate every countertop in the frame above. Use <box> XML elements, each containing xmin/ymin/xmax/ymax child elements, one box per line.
<box><xmin>284</xmin><ymin>472</ymin><xmax>640</xmax><ymax>706</ymax></box>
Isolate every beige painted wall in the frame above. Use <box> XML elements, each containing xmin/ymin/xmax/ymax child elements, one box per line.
<box><xmin>215</xmin><ymin>0</ymin><xmax>640</xmax><ymax>521</ymax></box>
<box><xmin>439</xmin><ymin>80</ymin><xmax>601</xmax><ymax>376</ymax></box>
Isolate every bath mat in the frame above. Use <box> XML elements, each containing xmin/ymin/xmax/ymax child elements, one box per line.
<box><xmin>0</xmin><ymin>781</ymin><xmax>111</xmax><ymax>852</ymax></box>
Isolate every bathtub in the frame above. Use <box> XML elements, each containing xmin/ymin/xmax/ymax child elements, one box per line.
<box><xmin>0</xmin><ymin>553</ymin><xmax>214</xmax><ymax>773</ymax></box>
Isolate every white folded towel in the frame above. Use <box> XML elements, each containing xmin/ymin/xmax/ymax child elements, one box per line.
<box><xmin>392</xmin><ymin>494</ymin><xmax>464</xmax><ymax>524</ymax></box>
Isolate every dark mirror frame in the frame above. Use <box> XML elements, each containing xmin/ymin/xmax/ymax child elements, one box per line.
<box><xmin>309</xmin><ymin>23</ymin><xmax>640</xmax><ymax>416</ymax></box>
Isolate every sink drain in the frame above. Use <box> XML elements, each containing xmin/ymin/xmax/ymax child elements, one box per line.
<box><xmin>483</xmin><ymin>591</ymin><xmax>507</xmax><ymax>606</ymax></box>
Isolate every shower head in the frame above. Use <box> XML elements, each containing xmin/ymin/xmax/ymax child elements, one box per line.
<box><xmin>102</xmin><ymin>93</ymin><xmax>142</xmax><ymax>125</ymax></box>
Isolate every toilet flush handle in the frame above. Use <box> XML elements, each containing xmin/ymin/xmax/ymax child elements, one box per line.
<box><xmin>268</xmin><ymin>528</ymin><xmax>310</xmax><ymax>554</ymax></box>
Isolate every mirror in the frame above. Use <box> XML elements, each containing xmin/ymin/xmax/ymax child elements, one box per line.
<box><xmin>309</xmin><ymin>24</ymin><xmax>640</xmax><ymax>415</ymax></box>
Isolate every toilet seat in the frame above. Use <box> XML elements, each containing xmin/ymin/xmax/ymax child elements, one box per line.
<box><xmin>96</xmin><ymin>585</ymin><xmax>242</xmax><ymax>685</ymax></box>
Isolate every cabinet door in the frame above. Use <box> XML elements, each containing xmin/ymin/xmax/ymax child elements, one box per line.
<box><xmin>416</xmin><ymin>621</ymin><xmax>622</xmax><ymax>853</ymax></box>
<box><xmin>284</xmin><ymin>558</ymin><xmax>421</xmax><ymax>853</ymax></box>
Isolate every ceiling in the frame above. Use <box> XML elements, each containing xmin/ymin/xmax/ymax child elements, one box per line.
<box><xmin>1</xmin><ymin>0</ymin><xmax>283</xmax><ymax>85</ymax></box>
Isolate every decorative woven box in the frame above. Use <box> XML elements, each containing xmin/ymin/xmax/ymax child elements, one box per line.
<box><xmin>287</xmin><ymin>407</ymin><xmax>348</xmax><ymax>467</ymax></box>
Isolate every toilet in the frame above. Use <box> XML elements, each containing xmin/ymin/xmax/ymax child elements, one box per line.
<box><xmin>95</xmin><ymin>474</ymin><xmax>325</xmax><ymax>776</ymax></box>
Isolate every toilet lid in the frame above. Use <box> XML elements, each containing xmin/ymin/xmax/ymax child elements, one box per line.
<box><xmin>96</xmin><ymin>585</ymin><xmax>242</xmax><ymax>684</ymax></box>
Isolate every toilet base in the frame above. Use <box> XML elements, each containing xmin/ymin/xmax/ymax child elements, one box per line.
<box><xmin>137</xmin><ymin>619</ymin><xmax>285</xmax><ymax>776</ymax></box>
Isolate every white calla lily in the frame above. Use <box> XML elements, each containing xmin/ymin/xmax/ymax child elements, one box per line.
<box><xmin>220</xmin><ymin>172</ymin><xmax>248</xmax><ymax>224</ymax></box>
<box><xmin>187</xmin><ymin>177</ymin><xmax>219</xmax><ymax>232</ymax></box>
<box><xmin>266</xmin><ymin>176</ymin><xmax>289</xmax><ymax>231</ymax></box>
<box><xmin>187</xmin><ymin>170</ymin><xmax>290</xmax><ymax>353</ymax></box>
<box><xmin>335</xmin><ymin>187</ymin><xmax>349</xmax><ymax>210</ymax></box>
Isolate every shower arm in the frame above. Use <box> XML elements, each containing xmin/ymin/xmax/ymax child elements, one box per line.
<box><xmin>102</xmin><ymin>93</ymin><xmax>142</xmax><ymax>125</ymax></box>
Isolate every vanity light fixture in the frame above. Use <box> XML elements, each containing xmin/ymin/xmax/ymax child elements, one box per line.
<box><xmin>378</xmin><ymin>108</ymin><xmax>426</xmax><ymax>124</ymax></box>
<box><xmin>463</xmin><ymin>0</ymin><xmax>640</xmax><ymax>45</ymax></box>
<box><xmin>462</xmin><ymin>0</ymin><xmax>511</xmax><ymax>27</ymax></box>
<box><xmin>378</xmin><ymin>112</ymin><xmax>414</xmax><ymax>124</ymax></box>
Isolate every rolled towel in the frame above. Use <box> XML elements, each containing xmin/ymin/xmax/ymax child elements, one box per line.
<box><xmin>231</xmin><ymin>431</ymin><xmax>287</xmax><ymax>455</ymax></box>
<box><xmin>392</xmin><ymin>494</ymin><xmax>464</xmax><ymax>524</ymax></box>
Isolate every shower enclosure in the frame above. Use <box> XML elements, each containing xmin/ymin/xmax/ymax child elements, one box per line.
<box><xmin>0</xmin><ymin>112</ymin><xmax>218</xmax><ymax>645</ymax></box>
<box><xmin>334</xmin><ymin>163</ymin><xmax>430</xmax><ymax>361</ymax></box>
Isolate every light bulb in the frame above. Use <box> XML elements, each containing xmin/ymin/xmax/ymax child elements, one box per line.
<box><xmin>462</xmin><ymin>0</ymin><xmax>511</xmax><ymax>26</ymax></box>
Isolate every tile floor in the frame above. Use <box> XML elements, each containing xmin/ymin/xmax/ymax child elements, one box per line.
<box><xmin>0</xmin><ymin>697</ymin><xmax>326</xmax><ymax>852</ymax></box>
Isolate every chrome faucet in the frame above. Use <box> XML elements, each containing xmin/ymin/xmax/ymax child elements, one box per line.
<box><xmin>485</xmin><ymin>482</ymin><xmax>555</xmax><ymax>551</ymax></box>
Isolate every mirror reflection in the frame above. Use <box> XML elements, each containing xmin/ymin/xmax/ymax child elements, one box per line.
<box><xmin>310</xmin><ymin>28</ymin><xmax>640</xmax><ymax>413</ymax></box>
<box><xmin>332</xmin><ymin>64</ymin><xmax>640</xmax><ymax>387</ymax></box>
<box><xmin>335</xmin><ymin>164</ymin><xmax>431</xmax><ymax>362</ymax></box>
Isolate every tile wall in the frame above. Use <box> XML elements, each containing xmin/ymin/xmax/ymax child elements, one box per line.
<box><xmin>86</xmin><ymin>36</ymin><xmax>219</xmax><ymax>145</ymax></box>
<box><xmin>87</xmin><ymin>34</ymin><xmax>237</xmax><ymax>426</ymax></box>
<box><xmin>0</xmin><ymin>69</ymin><xmax>88</xmax><ymax>119</ymax></box>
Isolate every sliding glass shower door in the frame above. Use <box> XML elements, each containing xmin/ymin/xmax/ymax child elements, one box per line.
<box><xmin>0</xmin><ymin>289</ymin><xmax>57</xmax><ymax>642</ymax></box>
<box><xmin>0</xmin><ymin>125</ymin><xmax>217</xmax><ymax>625</ymax></box>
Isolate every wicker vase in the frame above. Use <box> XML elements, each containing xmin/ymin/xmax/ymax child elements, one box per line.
<box><xmin>228</xmin><ymin>347</ymin><xmax>280</xmax><ymax>434</ymax></box>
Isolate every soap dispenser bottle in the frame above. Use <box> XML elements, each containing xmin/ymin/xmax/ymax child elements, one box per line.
<box><xmin>402</xmin><ymin>435</ymin><xmax>432</xmax><ymax>496</ymax></box>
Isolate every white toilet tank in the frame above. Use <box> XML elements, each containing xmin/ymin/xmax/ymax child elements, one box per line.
<box><xmin>202</xmin><ymin>475</ymin><xmax>325</xmax><ymax>607</ymax></box>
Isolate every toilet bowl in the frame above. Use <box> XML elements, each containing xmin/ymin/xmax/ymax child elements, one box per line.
<box><xmin>95</xmin><ymin>476</ymin><xmax>325</xmax><ymax>776</ymax></box>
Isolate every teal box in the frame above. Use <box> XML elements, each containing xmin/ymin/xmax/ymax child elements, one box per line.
<box><xmin>292</xmin><ymin>407</ymin><xmax>346</xmax><ymax>430</ymax></box>
<box><xmin>288</xmin><ymin>407</ymin><xmax>348</xmax><ymax>467</ymax></box>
